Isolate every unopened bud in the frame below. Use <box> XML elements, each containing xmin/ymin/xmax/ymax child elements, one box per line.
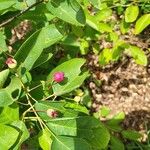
<box><xmin>46</xmin><ymin>109</ymin><xmax>58</xmax><ymax>118</ymax></box>
<box><xmin>74</xmin><ymin>96</ymin><xmax>81</xmax><ymax>103</ymax></box>
<box><xmin>5</xmin><ymin>57</ymin><xmax>17</xmax><ymax>69</ymax></box>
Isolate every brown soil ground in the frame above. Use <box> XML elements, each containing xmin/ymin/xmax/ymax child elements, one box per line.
<box><xmin>87</xmin><ymin>52</ymin><xmax>150</xmax><ymax>140</ymax></box>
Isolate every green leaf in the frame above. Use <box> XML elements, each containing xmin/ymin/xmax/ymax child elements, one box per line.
<box><xmin>88</xmin><ymin>0</ymin><xmax>101</xmax><ymax>9</ymax></box>
<box><xmin>110</xmin><ymin>136</ymin><xmax>125</xmax><ymax>150</ymax></box>
<box><xmin>38</xmin><ymin>128</ymin><xmax>52</xmax><ymax>150</ymax></box>
<box><xmin>10</xmin><ymin>121</ymin><xmax>29</xmax><ymax>150</ymax></box>
<box><xmin>62</xmin><ymin>34</ymin><xmax>80</xmax><ymax>47</ymax></box>
<box><xmin>46</xmin><ymin>116</ymin><xmax>110</xmax><ymax>149</ymax></box>
<box><xmin>20</xmin><ymin>3</ymin><xmax>55</xmax><ymax>24</ymax></box>
<box><xmin>47</xmin><ymin>58</ymin><xmax>89</xmax><ymax>96</ymax></box>
<box><xmin>106</xmin><ymin>112</ymin><xmax>125</xmax><ymax>132</ymax></box>
<box><xmin>0</xmin><ymin>31</ymin><xmax>8</xmax><ymax>54</ymax></box>
<box><xmin>100</xmin><ymin>106</ymin><xmax>110</xmax><ymax>117</ymax></box>
<box><xmin>15</xmin><ymin>24</ymin><xmax>63</xmax><ymax>71</ymax></box>
<box><xmin>0</xmin><ymin>0</ymin><xmax>16</xmax><ymax>11</ymax></box>
<box><xmin>46</xmin><ymin>0</ymin><xmax>85</xmax><ymax>26</ymax></box>
<box><xmin>112</xmin><ymin>41</ymin><xmax>129</xmax><ymax>61</ymax></box>
<box><xmin>52</xmin><ymin>136</ymin><xmax>91</xmax><ymax>150</ymax></box>
<box><xmin>109</xmin><ymin>32</ymin><xmax>118</xmax><ymax>42</ymax></box>
<box><xmin>0</xmin><ymin>103</ymin><xmax>19</xmax><ymax>124</ymax></box>
<box><xmin>96</xmin><ymin>8</ymin><xmax>112</xmax><ymax>21</ymax></box>
<box><xmin>35</xmin><ymin>101</ymin><xmax>88</xmax><ymax>121</ymax></box>
<box><xmin>33</xmin><ymin>53</ymin><xmax>53</xmax><ymax>69</ymax></box>
<box><xmin>80</xmin><ymin>39</ymin><xmax>89</xmax><ymax>55</ymax></box>
<box><xmin>122</xmin><ymin>130</ymin><xmax>142</xmax><ymax>141</ymax></box>
<box><xmin>135</xmin><ymin>14</ymin><xmax>150</xmax><ymax>34</ymax></box>
<box><xmin>0</xmin><ymin>123</ymin><xmax>19</xmax><ymax>149</ymax></box>
<box><xmin>0</xmin><ymin>69</ymin><xmax>9</xmax><ymax>88</ymax></box>
<box><xmin>120</xmin><ymin>19</ymin><xmax>130</xmax><ymax>34</ymax></box>
<box><xmin>125</xmin><ymin>5</ymin><xmax>139</xmax><ymax>22</ymax></box>
<box><xmin>99</xmin><ymin>48</ymin><xmax>112</xmax><ymax>65</ymax></box>
<box><xmin>99</xmin><ymin>22</ymin><xmax>112</xmax><ymax>32</ymax></box>
<box><xmin>0</xmin><ymin>77</ymin><xmax>22</xmax><ymax>106</ymax></box>
<box><xmin>85</xmin><ymin>13</ymin><xmax>99</xmax><ymax>31</ymax></box>
<box><xmin>107</xmin><ymin>112</ymin><xmax>125</xmax><ymax>125</ymax></box>
<box><xmin>129</xmin><ymin>46</ymin><xmax>147</xmax><ymax>66</ymax></box>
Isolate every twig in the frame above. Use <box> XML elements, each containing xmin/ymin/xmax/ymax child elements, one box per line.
<box><xmin>0</xmin><ymin>0</ymin><xmax>44</xmax><ymax>28</ymax></box>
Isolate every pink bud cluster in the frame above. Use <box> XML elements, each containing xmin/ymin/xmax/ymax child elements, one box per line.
<box><xmin>53</xmin><ymin>72</ymin><xmax>64</xmax><ymax>83</ymax></box>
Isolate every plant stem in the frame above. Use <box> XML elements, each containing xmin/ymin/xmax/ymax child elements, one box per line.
<box><xmin>0</xmin><ymin>0</ymin><xmax>44</xmax><ymax>28</ymax></box>
<box><xmin>28</xmin><ymin>84</ymin><xmax>42</xmax><ymax>92</ymax></box>
<box><xmin>42</xmin><ymin>94</ymin><xmax>55</xmax><ymax>101</ymax></box>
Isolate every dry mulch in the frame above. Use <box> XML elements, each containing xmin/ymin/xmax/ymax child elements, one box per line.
<box><xmin>87</xmin><ymin>53</ymin><xmax>150</xmax><ymax>134</ymax></box>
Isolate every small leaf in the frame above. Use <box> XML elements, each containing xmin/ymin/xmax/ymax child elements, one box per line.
<box><xmin>125</xmin><ymin>5</ymin><xmax>139</xmax><ymax>22</ymax></box>
<box><xmin>46</xmin><ymin>0</ymin><xmax>85</xmax><ymax>26</ymax></box>
<box><xmin>135</xmin><ymin>14</ymin><xmax>150</xmax><ymax>34</ymax></box>
<box><xmin>129</xmin><ymin>46</ymin><xmax>147</xmax><ymax>66</ymax></box>
<box><xmin>112</xmin><ymin>42</ymin><xmax>129</xmax><ymax>61</ymax></box>
<box><xmin>80</xmin><ymin>39</ymin><xmax>89</xmax><ymax>55</ymax></box>
<box><xmin>122</xmin><ymin>130</ymin><xmax>142</xmax><ymax>141</ymax></box>
<box><xmin>100</xmin><ymin>106</ymin><xmax>110</xmax><ymax>117</ymax></box>
<box><xmin>99</xmin><ymin>48</ymin><xmax>112</xmax><ymax>65</ymax></box>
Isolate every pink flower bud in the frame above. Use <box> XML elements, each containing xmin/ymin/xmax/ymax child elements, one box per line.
<box><xmin>5</xmin><ymin>57</ymin><xmax>17</xmax><ymax>69</ymax></box>
<box><xmin>53</xmin><ymin>72</ymin><xmax>64</xmax><ymax>83</ymax></box>
<box><xmin>46</xmin><ymin>109</ymin><xmax>58</xmax><ymax>118</ymax></box>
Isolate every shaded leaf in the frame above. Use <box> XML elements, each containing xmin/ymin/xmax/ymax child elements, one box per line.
<box><xmin>52</xmin><ymin>136</ymin><xmax>91</xmax><ymax>150</ymax></box>
<box><xmin>46</xmin><ymin>116</ymin><xmax>110</xmax><ymax>149</ymax></box>
<box><xmin>15</xmin><ymin>24</ymin><xmax>63</xmax><ymax>71</ymax></box>
<box><xmin>46</xmin><ymin>0</ymin><xmax>85</xmax><ymax>26</ymax></box>
<box><xmin>122</xmin><ymin>130</ymin><xmax>142</xmax><ymax>141</ymax></box>
<box><xmin>110</xmin><ymin>135</ymin><xmax>125</xmax><ymax>150</ymax></box>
